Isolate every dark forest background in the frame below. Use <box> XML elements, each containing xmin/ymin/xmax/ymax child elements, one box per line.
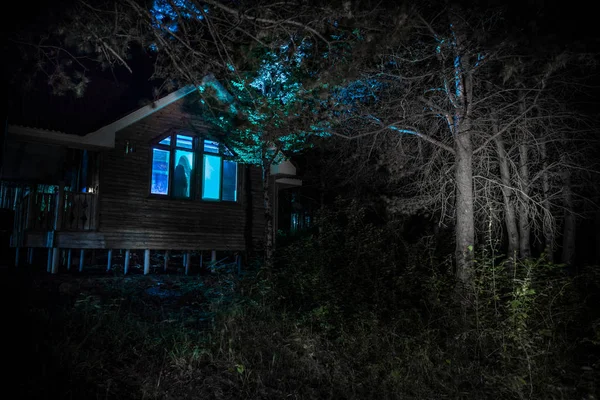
<box><xmin>2</xmin><ymin>0</ymin><xmax>600</xmax><ymax>398</ymax></box>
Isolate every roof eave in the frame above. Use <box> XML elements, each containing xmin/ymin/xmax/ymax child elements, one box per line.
<box><xmin>86</xmin><ymin>84</ymin><xmax>197</xmax><ymax>143</ymax></box>
<box><xmin>6</xmin><ymin>125</ymin><xmax>113</xmax><ymax>150</ymax></box>
<box><xmin>7</xmin><ymin>84</ymin><xmax>198</xmax><ymax>150</ymax></box>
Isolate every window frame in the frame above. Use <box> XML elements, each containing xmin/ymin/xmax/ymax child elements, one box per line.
<box><xmin>148</xmin><ymin>131</ymin><xmax>238</xmax><ymax>202</ymax></box>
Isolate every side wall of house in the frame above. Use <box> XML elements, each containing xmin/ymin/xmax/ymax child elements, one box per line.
<box><xmin>95</xmin><ymin>98</ymin><xmax>265</xmax><ymax>251</ymax></box>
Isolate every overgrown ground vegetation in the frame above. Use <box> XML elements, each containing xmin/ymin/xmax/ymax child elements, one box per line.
<box><xmin>6</xmin><ymin>200</ymin><xmax>599</xmax><ymax>399</ymax></box>
<box><xmin>3</xmin><ymin>2</ymin><xmax>600</xmax><ymax>398</ymax></box>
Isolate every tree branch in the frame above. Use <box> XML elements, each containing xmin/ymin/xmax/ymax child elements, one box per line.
<box><xmin>200</xmin><ymin>0</ymin><xmax>331</xmax><ymax>46</ymax></box>
<box><xmin>331</xmin><ymin>123</ymin><xmax>455</xmax><ymax>154</ymax></box>
<box><xmin>473</xmin><ymin>103</ymin><xmax>536</xmax><ymax>154</ymax></box>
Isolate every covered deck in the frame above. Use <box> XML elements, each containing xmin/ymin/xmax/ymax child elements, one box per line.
<box><xmin>12</xmin><ymin>189</ymin><xmax>99</xmax><ymax>249</ymax></box>
<box><xmin>10</xmin><ymin>187</ymin><xmax>241</xmax><ymax>275</ymax></box>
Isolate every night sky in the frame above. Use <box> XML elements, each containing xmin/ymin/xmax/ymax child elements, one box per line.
<box><xmin>1</xmin><ymin>3</ymin><xmax>600</xmax><ymax>398</ymax></box>
<box><xmin>2</xmin><ymin>0</ymin><xmax>158</xmax><ymax>135</ymax></box>
<box><xmin>3</xmin><ymin>0</ymin><xmax>600</xmax><ymax>133</ymax></box>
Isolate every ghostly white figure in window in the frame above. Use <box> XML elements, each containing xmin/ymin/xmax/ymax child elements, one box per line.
<box><xmin>173</xmin><ymin>156</ymin><xmax>191</xmax><ymax>198</ymax></box>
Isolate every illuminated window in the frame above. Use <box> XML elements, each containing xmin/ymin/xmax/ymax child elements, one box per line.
<box><xmin>151</xmin><ymin>148</ymin><xmax>170</xmax><ymax>195</ymax></box>
<box><xmin>151</xmin><ymin>133</ymin><xmax>194</xmax><ymax>198</ymax></box>
<box><xmin>202</xmin><ymin>154</ymin><xmax>221</xmax><ymax>200</ymax></box>
<box><xmin>222</xmin><ymin>160</ymin><xmax>237</xmax><ymax>201</ymax></box>
<box><xmin>158</xmin><ymin>136</ymin><xmax>171</xmax><ymax>146</ymax></box>
<box><xmin>201</xmin><ymin>150</ymin><xmax>238</xmax><ymax>202</ymax></box>
<box><xmin>150</xmin><ymin>132</ymin><xmax>237</xmax><ymax>201</ymax></box>
<box><xmin>204</xmin><ymin>140</ymin><xmax>219</xmax><ymax>154</ymax></box>
<box><xmin>173</xmin><ymin>149</ymin><xmax>194</xmax><ymax>198</ymax></box>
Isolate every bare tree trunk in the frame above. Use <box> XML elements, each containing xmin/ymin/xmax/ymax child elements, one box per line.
<box><xmin>518</xmin><ymin>141</ymin><xmax>531</xmax><ymax>259</ymax></box>
<box><xmin>493</xmin><ymin>117</ymin><xmax>519</xmax><ymax>261</ymax></box>
<box><xmin>561</xmin><ymin>169</ymin><xmax>576</xmax><ymax>266</ymax></box>
<box><xmin>595</xmin><ymin>208</ymin><xmax>600</xmax><ymax>265</ymax></box>
<box><xmin>540</xmin><ymin>141</ymin><xmax>554</xmax><ymax>262</ymax></box>
<box><xmin>450</xmin><ymin>8</ymin><xmax>475</xmax><ymax>317</ymax></box>
<box><xmin>455</xmin><ymin>130</ymin><xmax>474</xmax><ymax>291</ymax></box>
<box><xmin>262</xmin><ymin>159</ymin><xmax>274</xmax><ymax>272</ymax></box>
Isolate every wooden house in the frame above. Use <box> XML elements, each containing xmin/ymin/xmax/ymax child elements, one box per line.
<box><xmin>1</xmin><ymin>85</ymin><xmax>301</xmax><ymax>273</ymax></box>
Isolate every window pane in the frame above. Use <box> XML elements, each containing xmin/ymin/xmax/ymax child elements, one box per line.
<box><xmin>173</xmin><ymin>150</ymin><xmax>194</xmax><ymax>198</ymax></box>
<box><xmin>202</xmin><ymin>154</ymin><xmax>221</xmax><ymax>200</ymax></box>
<box><xmin>151</xmin><ymin>148</ymin><xmax>170</xmax><ymax>195</ymax></box>
<box><xmin>204</xmin><ymin>140</ymin><xmax>219</xmax><ymax>154</ymax></box>
<box><xmin>176</xmin><ymin>135</ymin><xmax>193</xmax><ymax>149</ymax></box>
<box><xmin>223</xmin><ymin>146</ymin><xmax>233</xmax><ymax>156</ymax></box>
<box><xmin>222</xmin><ymin>160</ymin><xmax>237</xmax><ymax>201</ymax></box>
<box><xmin>158</xmin><ymin>136</ymin><xmax>171</xmax><ymax>146</ymax></box>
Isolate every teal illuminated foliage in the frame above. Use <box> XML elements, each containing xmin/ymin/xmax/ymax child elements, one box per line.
<box><xmin>150</xmin><ymin>0</ymin><xmax>205</xmax><ymax>32</ymax></box>
<box><xmin>192</xmin><ymin>38</ymin><xmax>335</xmax><ymax>167</ymax></box>
<box><xmin>147</xmin><ymin>0</ymin><xmax>373</xmax><ymax>166</ymax></box>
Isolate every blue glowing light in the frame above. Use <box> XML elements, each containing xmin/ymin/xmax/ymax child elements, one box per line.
<box><xmin>204</xmin><ymin>140</ymin><xmax>219</xmax><ymax>154</ymax></box>
<box><xmin>149</xmin><ymin>0</ymin><xmax>206</xmax><ymax>49</ymax></box>
<box><xmin>389</xmin><ymin>126</ymin><xmax>417</xmax><ymax>135</ymax></box>
<box><xmin>151</xmin><ymin>0</ymin><xmax>203</xmax><ymax>23</ymax></box>
<box><xmin>329</xmin><ymin>78</ymin><xmax>385</xmax><ymax>118</ymax></box>
<box><xmin>454</xmin><ymin>56</ymin><xmax>462</xmax><ymax>98</ymax></box>
<box><xmin>151</xmin><ymin>148</ymin><xmax>170</xmax><ymax>195</ymax></box>
<box><xmin>475</xmin><ymin>53</ymin><xmax>485</xmax><ymax>67</ymax></box>
<box><xmin>202</xmin><ymin>154</ymin><xmax>221</xmax><ymax>200</ymax></box>
<box><xmin>176</xmin><ymin>134</ymin><xmax>193</xmax><ymax>149</ymax></box>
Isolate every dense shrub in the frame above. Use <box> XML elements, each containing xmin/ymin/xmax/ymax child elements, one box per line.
<box><xmin>15</xmin><ymin>200</ymin><xmax>600</xmax><ymax>398</ymax></box>
<box><xmin>266</xmin><ymin>199</ymin><xmax>600</xmax><ymax>398</ymax></box>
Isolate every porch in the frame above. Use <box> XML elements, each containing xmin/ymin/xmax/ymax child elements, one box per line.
<box><xmin>12</xmin><ymin>189</ymin><xmax>99</xmax><ymax>249</ymax></box>
<box><xmin>9</xmin><ymin>188</ymin><xmax>244</xmax><ymax>275</ymax></box>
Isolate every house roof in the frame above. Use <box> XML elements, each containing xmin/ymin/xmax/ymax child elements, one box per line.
<box><xmin>6</xmin><ymin>75</ymin><xmax>300</xmax><ymax>179</ymax></box>
<box><xmin>7</xmin><ymin>85</ymin><xmax>197</xmax><ymax>149</ymax></box>
<box><xmin>6</xmin><ymin>74</ymin><xmax>236</xmax><ymax>150</ymax></box>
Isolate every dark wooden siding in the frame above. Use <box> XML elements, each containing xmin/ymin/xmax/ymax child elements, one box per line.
<box><xmin>249</xmin><ymin>167</ymin><xmax>266</xmax><ymax>248</ymax></box>
<box><xmin>92</xmin><ymin>97</ymin><xmax>265</xmax><ymax>251</ymax></box>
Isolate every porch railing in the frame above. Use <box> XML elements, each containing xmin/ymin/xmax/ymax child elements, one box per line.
<box><xmin>13</xmin><ymin>190</ymin><xmax>98</xmax><ymax>235</ymax></box>
<box><xmin>62</xmin><ymin>192</ymin><xmax>97</xmax><ymax>231</ymax></box>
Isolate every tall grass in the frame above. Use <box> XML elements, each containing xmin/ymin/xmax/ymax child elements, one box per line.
<box><xmin>18</xmin><ymin>201</ymin><xmax>600</xmax><ymax>399</ymax></box>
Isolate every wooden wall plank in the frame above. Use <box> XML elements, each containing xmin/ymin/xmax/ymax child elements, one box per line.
<box><xmin>9</xmin><ymin>96</ymin><xmax>270</xmax><ymax>253</ymax></box>
<box><xmin>55</xmin><ymin>230</ymin><xmax>245</xmax><ymax>250</ymax></box>
<box><xmin>95</xmin><ymin>97</ymin><xmax>266</xmax><ymax>251</ymax></box>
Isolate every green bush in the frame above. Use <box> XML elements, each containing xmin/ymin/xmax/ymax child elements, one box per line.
<box><xmin>18</xmin><ymin>200</ymin><xmax>600</xmax><ymax>399</ymax></box>
<box><xmin>265</xmin><ymin>200</ymin><xmax>600</xmax><ymax>398</ymax></box>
